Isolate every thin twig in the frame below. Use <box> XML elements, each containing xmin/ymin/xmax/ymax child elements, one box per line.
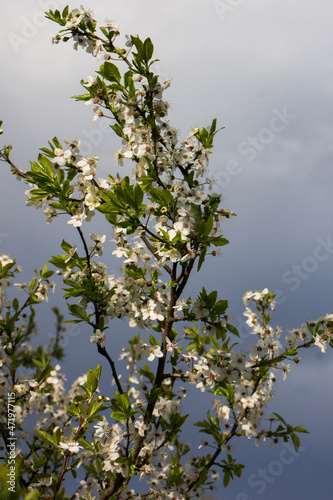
<box><xmin>140</xmin><ymin>232</ymin><xmax>172</xmax><ymax>275</ymax></box>
<box><xmin>0</xmin><ymin>151</ymin><xmax>28</xmax><ymax>178</ymax></box>
<box><xmin>97</xmin><ymin>344</ymin><xmax>124</xmax><ymax>394</ymax></box>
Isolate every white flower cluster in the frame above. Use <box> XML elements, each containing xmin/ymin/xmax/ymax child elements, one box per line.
<box><xmin>287</xmin><ymin>315</ymin><xmax>333</xmax><ymax>353</ymax></box>
<box><xmin>25</xmin><ymin>138</ymin><xmax>104</xmax><ymax>227</ymax></box>
<box><xmin>177</xmin><ymin>289</ymin><xmax>333</xmax><ymax>444</ymax></box>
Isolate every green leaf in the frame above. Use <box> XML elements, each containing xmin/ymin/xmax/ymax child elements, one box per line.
<box><xmin>131</xmin><ymin>35</ymin><xmax>144</xmax><ymax>57</ymax></box>
<box><xmin>204</xmin><ymin>215</ymin><xmax>214</xmax><ymax>237</ymax></box>
<box><xmin>72</xmin><ymin>93</ymin><xmax>92</xmax><ymax>101</ymax></box>
<box><xmin>197</xmin><ymin>218</ymin><xmax>206</xmax><ymax>237</ymax></box>
<box><xmin>88</xmin><ymin>399</ymin><xmax>107</xmax><ymax>419</ymax></box>
<box><xmin>27</xmin><ymin>188</ymin><xmax>48</xmax><ymax>197</ymax></box>
<box><xmin>62</xmin><ymin>5</ymin><xmax>69</xmax><ymax>18</ymax></box>
<box><xmin>292</xmin><ymin>425</ymin><xmax>309</xmax><ymax>434</ymax></box>
<box><xmin>111</xmin><ymin>411</ymin><xmax>128</xmax><ymax>421</ymax></box>
<box><xmin>139</xmin><ymin>176</ymin><xmax>155</xmax><ymax>191</ymax></box>
<box><xmin>110</xmin><ymin>123</ymin><xmax>124</xmax><ymax>138</ymax></box>
<box><xmin>125</xmin><ymin>265</ymin><xmax>145</xmax><ymax>279</ymax></box>
<box><xmin>149</xmin><ymin>187</ymin><xmax>174</xmax><ymax>206</ymax></box>
<box><xmin>37</xmin><ymin>429</ymin><xmax>58</xmax><ymax>447</ymax></box>
<box><xmin>210</xmin><ymin>118</ymin><xmax>217</xmax><ymax>136</ymax></box>
<box><xmin>86</xmin><ymin>368</ymin><xmax>98</xmax><ymax>394</ymax></box>
<box><xmin>197</xmin><ymin>245</ymin><xmax>207</xmax><ymax>271</ymax></box>
<box><xmin>49</xmin><ymin>201</ymin><xmax>65</xmax><ymax>210</ymax></box>
<box><xmin>99</xmin><ymin>61</ymin><xmax>121</xmax><ymax>83</ymax></box>
<box><xmin>143</xmin><ymin>37</ymin><xmax>154</xmax><ymax>62</ymax></box>
<box><xmin>114</xmin><ymin>456</ymin><xmax>128</xmax><ymax>465</ymax></box>
<box><xmin>60</xmin><ymin>239</ymin><xmax>74</xmax><ymax>253</ymax></box>
<box><xmin>134</xmin><ymin>184</ymin><xmax>144</xmax><ymax>209</ymax></box>
<box><xmin>86</xmin><ymin>365</ymin><xmax>102</xmax><ymax>395</ymax></box>
<box><xmin>68</xmin><ymin>402</ymin><xmax>81</xmax><ymax>419</ymax></box>
<box><xmin>38</xmin><ymin>153</ymin><xmax>54</xmax><ymax>177</ymax></box>
<box><xmin>41</xmin><ymin>262</ymin><xmax>53</xmax><ymax>279</ymax></box>
<box><xmin>40</xmin><ymin>146</ymin><xmax>54</xmax><ymax>156</ymax></box>
<box><xmin>95</xmin><ymin>364</ymin><xmax>102</xmax><ymax>383</ymax></box>
<box><xmin>286</xmin><ymin>346</ymin><xmax>298</xmax><ymax>357</ymax></box>
<box><xmin>124</xmin><ymin>70</ymin><xmax>135</xmax><ymax>93</ymax></box>
<box><xmin>29</xmin><ymin>160</ymin><xmax>50</xmax><ymax>175</ymax></box>
<box><xmin>291</xmin><ymin>433</ymin><xmax>300</xmax><ymax>452</ymax></box>
<box><xmin>45</xmin><ymin>9</ymin><xmax>64</xmax><ymax>24</ymax></box>
<box><xmin>29</xmin><ymin>277</ymin><xmax>37</xmax><ymax>292</ymax></box>
<box><xmin>206</xmin><ymin>290</ymin><xmax>218</xmax><ymax>307</ymax></box>
<box><xmin>138</xmin><ymin>364</ymin><xmax>155</xmax><ymax>383</ymax></box>
<box><xmin>226</xmin><ymin>323</ymin><xmax>239</xmax><ymax>337</ymax></box>
<box><xmin>149</xmin><ymin>333</ymin><xmax>158</xmax><ymax>346</ymax></box>
<box><xmin>210</xmin><ymin>236</ymin><xmax>229</xmax><ymax>247</ymax></box>
<box><xmin>67</xmin><ymin>304</ymin><xmax>88</xmax><ymax>321</ymax></box>
<box><xmin>51</xmin><ymin>136</ymin><xmax>62</xmax><ymax>149</ymax></box>
<box><xmin>49</xmin><ymin>255</ymin><xmax>69</xmax><ymax>270</ymax></box>
<box><xmin>272</xmin><ymin>412</ymin><xmax>288</xmax><ymax>426</ymax></box>
<box><xmin>78</xmin><ymin>437</ymin><xmax>95</xmax><ymax>451</ymax></box>
<box><xmin>215</xmin><ymin>299</ymin><xmax>228</xmax><ymax>315</ymax></box>
<box><xmin>56</xmin><ymin>168</ymin><xmax>65</xmax><ymax>186</ymax></box>
<box><xmin>223</xmin><ymin>470</ymin><xmax>231</xmax><ymax>487</ymax></box>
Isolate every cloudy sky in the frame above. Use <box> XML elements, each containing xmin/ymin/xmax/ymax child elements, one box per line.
<box><xmin>1</xmin><ymin>0</ymin><xmax>333</xmax><ymax>498</ymax></box>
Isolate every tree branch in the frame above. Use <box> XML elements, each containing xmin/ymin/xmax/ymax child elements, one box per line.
<box><xmin>97</xmin><ymin>343</ymin><xmax>124</xmax><ymax>395</ymax></box>
<box><xmin>0</xmin><ymin>150</ymin><xmax>28</xmax><ymax>179</ymax></box>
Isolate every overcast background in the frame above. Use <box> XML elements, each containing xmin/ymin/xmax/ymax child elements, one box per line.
<box><xmin>1</xmin><ymin>1</ymin><xmax>333</xmax><ymax>498</ymax></box>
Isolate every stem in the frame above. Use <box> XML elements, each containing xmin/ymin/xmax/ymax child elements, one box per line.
<box><xmin>75</xmin><ymin>226</ymin><xmax>125</xmax><ymax>396</ymax></box>
<box><xmin>254</xmin><ymin>339</ymin><xmax>314</xmax><ymax>369</ymax></box>
<box><xmin>176</xmin><ymin>259</ymin><xmax>195</xmax><ymax>298</ymax></box>
<box><xmin>185</xmin><ymin>414</ymin><xmax>243</xmax><ymax>493</ymax></box>
<box><xmin>74</xmin><ymin>28</ymin><xmax>133</xmax><ymax>68</ymax></box>
<box><xmin>0</xmin><ymin>150</ymin><xmax>28</xmax><ymax>178</ymax></box>
<box><xmin>97</xmin><ymin>344</ymin><xmax>124</xmax><ymax>394</ymax></box>
<box><xmin>53</xmin><ymin>416</ymin><xmax>86</xmax><ymax>499</ymax></box>
<box><xmin>140</xmin><ymin>232</ymin><xmax>172</xmax><ymax>275</ymax></box>
<box><xmin>76</xmin><ymin>226</ymin><xmax>91</xmax><ymax>269</ymax></box>
<box><xmin>100</xmin><ymin>265</ymin><xmax>181</xmax><ymax>500</ymax></box>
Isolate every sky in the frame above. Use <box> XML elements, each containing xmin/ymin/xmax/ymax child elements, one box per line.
<box><xmin>1</xmin><ymin>0</ymin><xmax>333</xmax><ymax>498</ymax></box>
